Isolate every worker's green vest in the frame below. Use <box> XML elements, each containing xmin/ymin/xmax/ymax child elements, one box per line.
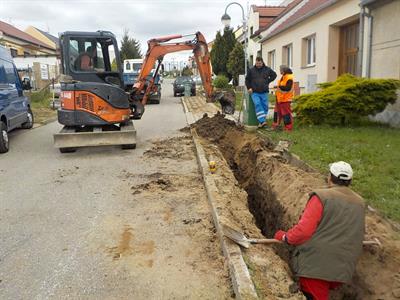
<box><xmin>292</xmin><ymin>186</ymin><xmax>365</xmax><ymax>283</ymax></box>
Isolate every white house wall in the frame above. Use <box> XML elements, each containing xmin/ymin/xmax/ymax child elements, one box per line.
<box><xmin>13</xmin><ymin>56</ymin><xmax>59</xmax><ymax>69</ymax></box>
<box><xmin>247</xmin><ymin>8</ymin><xmax>261</xmax><ymax>65</ymax></box>
<box><xmin>369</xmin><ymin>0</ymin><xmax>400</xmax><ymax>79</ymax></box>
<box><xmin>368</xmin><ymin>0</ymin><xmax>400</xmax><ymax>127</ymax></box>
<box><xmin>261</xmin><ymin>0</ymin><xmax>360</xmax><ymax>92</ymax></box>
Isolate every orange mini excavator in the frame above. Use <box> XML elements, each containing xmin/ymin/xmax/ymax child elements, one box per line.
<box><xmin>54</xmin><ymin>31</ymin><xmax>233</xmax><ymax>153</ymax></box>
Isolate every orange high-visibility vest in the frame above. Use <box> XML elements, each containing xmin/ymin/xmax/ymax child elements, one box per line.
<box><xmin>276</xmin><ymin>74</ymin><xmax>294</xmax><ymax>103</ymax></box>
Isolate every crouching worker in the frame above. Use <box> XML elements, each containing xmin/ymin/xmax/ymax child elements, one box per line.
<box><xmin>273</xmin><ymin>65</ymin><xmax>294</xmax><ymax>131</ymax></box>
<box><xmin>274</xmin><ymin>161</ymin><xmax>365</xmax><ymax>300</ymax></box>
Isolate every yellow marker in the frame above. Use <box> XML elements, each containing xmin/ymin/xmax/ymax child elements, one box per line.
<box><xmin>209</xmin><ymin>160</ymin><xmax>216</xmax><ymax>174</ymax></box>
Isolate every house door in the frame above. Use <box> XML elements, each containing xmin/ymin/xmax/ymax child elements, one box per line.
<box><xmin>339</xmin><ymin>22</ymin><xmax>359</xmax><ymax>76</ymax></box>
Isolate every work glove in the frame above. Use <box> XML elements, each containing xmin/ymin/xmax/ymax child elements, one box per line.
<box><xmin>274</xmin><ymin>230</ymin><xmax>287</xmax><ymax>242</ymax></box>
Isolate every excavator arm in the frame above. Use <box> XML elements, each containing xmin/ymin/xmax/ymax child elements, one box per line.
<box><xmin>131</xmin><ymin>32</ymin><xmax>234</xmax><ymax>116</ymax></box>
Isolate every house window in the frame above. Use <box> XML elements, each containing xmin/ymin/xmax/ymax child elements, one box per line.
<box><xmin>305</xmin><ymin>35</ymin><xmax>316</xmax><ymax>66</ymax></box>
<box><xmin>283</xmin><ymin>44</ymin><xmax>293</xmax><ymax>68</ymax></box>
<box><xmin>250</xmin><ymin>27</ymin><xmax>254</xmax><ymax>36</ymax></box>
<box><xmin>268</xmin><ymin>50</ymin><xmax>276</xmax><ymax>70</ymax></box>
<box><xmin>10</xmin><ymin>48</ymin><xmax>18</xmax><ymax>57</ymax></box>
<box><xmin>249</xmin><ymin>55</ymin><xmax>254</xmax><ymax>66</ymax></box>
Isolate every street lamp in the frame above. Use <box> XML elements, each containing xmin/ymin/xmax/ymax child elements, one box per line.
<box><xmin>221</xmin><ymin>2</ymin><xmax>256</xmax><ymax>128</ymax></box>
<box><xmin>221</xmin><ymin>13</ymin><xmax>231</xmax><ymax>27</ymax></box>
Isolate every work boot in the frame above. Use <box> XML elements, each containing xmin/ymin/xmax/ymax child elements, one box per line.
<box><xmin>257</xmin><ymin>122</ymin><xmax>267</xmax><ymax>128</ymax></box>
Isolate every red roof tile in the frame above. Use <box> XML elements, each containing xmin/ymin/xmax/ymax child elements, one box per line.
<box><xmin>0</xmin><ymin>20</ymin><xmax>53</xmax><ymax>50</ymax></box>
<box><xmin>262</xmin><ymin>0</ymin><xmax>339</xmax><ymax>41</ymax></box>
<box><xmin>250</xmin><ymin>6</ymin><xmax>286</xmax><ymax>38</ymax></box>
<box><xmin>254</xmin><ymin>6</ymin><xmax>287</xmax><ymax>16</ymax></box>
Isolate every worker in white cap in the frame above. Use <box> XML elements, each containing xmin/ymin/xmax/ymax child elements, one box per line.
<box><xmin>274</xmin><ymin>161</ymin><xmax>365</xmax><ymax>300</ymax></box>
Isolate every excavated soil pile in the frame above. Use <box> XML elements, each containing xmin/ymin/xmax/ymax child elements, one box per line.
<box><xmin>194</xmin><ymin>114</ymin><xmax>400</xmax><ymax>300</ymax></box>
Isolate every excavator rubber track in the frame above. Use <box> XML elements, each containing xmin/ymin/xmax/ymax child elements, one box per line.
<box><xmin>53</xmin><ymin>121</ymin><xmax>137</xmax><ymax>153</ymax></box>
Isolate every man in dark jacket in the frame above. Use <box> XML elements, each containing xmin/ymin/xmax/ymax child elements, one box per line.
<box><xmin>245</xmin><ymin>57</ymin><xmax>277</xmax><ymax>128</ymax></box>
<box><xmin>274</xmin><ymin>161</ymin><xmax>365</xmax><ymax>300</ymax></box>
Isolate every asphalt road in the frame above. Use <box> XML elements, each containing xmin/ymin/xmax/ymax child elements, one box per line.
<box><xmin>0</xmin><ymin>80</ymin><xmax>229</xmax><ymax>299</ymax></box>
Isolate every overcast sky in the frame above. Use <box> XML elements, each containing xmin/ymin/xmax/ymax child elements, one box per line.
<box><xmin>0</xmin><ymin>0</ymin><xmax>283</xmax><ymax>62</ymax></box>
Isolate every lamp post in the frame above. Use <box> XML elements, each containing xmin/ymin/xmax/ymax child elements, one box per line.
<box><xmin>221</xmin><ymin>2</ymin><xmax>257</xmax><ymax>128</ymax></box>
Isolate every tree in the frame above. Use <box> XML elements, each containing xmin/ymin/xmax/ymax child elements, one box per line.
<box><xmin>210</xmin><ymin>31</ymin><xmax>224</xmax><ymax>76</ymax></box>
<box><xmin>182</xmin><ymin>66</ymin><xmax>193</xmax><ymax>76</ymax></box>
<box><xmin>111</xmin><ymin>59</ymin><xmax>118</xmax><ymax>71</ymax></box>
<box><xmin>210</xmin><ymin>27</ymin><xmax>236</xmax><ymax>79</ymax></box>
<box><xmin>120</xmin><ymin>29</ymin><xmax>142</xmax><ymax>61</ymax></box>
<box><xmin>227</xmin><ymin>42</ymin><xmax>245</xmax><ymax>86</ymax></box>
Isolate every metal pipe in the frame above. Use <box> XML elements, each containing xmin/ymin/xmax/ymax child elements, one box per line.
<box><xmin>223</xmin><ymin>1</ymin><xmax>248</xmax><ymax>124</ymax></box>
<box><xmin>224</xmin><ymin>2</ymin><xmax>246</xmax><ymax>21</ymax></box>
<box><xmin>358</xmin><ymin>6</ymin><xmax>365</xmax><ymax>77</ymax></box>
<box><xmin>366</xmin><ymin>9</ymin><xmax>373</xmax><ymax>78</ymax></box>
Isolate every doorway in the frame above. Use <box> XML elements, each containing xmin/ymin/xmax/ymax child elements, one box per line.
<box><xmin>339</xmin><ymin>22</ymin><xmax>359</xmax><ymax>76</ymax></box>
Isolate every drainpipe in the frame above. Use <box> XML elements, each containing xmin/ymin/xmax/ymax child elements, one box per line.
<box><xmin>358</xmin><ymin>6</ymin><xmax>365</xmax><ymax>77</ymax></box>
<box><xmin>366</xmin><ymin>11</ymin><xmax>373</xmax><ymax>78</ymax></box>
<box><xmin>360</xmin><ymin>1</ymin><xmax>374</xmax><ymax>78</ymax></box>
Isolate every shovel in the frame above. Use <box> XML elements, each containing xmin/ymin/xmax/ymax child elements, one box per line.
<box><xmin>221</xmin><ymin>223</ymin><xmax>282</xmax><ymax>249</ymax></box>
<box><xmin>222</xmin><ymin>223</ymin><xmax>382</xmax><ymax>249</ymax></box>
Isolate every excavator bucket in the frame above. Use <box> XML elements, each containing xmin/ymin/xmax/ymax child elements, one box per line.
<box><xmin>212</xmin><ymin>91</ymin><xmax>236</xmax><ymax>115</ymax></box>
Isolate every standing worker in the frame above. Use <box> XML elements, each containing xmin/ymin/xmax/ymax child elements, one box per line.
<box><xmin>274</xmin><ymin>161</ymin><xmax>365</xmax><ymax>300</ymax></box>
<box><xmin>273</xmin><ymin>65</ymin><xmax>294</xmax><ymax>131</ymax></box>
<box><xmin>245</xmin><ymin>57</ymin><xmax>277</xmax><ymax>128</ymax></box>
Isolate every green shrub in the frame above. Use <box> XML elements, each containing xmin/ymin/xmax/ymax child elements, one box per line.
<box><xmin>30</xmin><ymin>87</ymin><xmax>51</xmax><ymax>103</ymax></box>
<box><xmin>213</xmin><ymin>75</ymin><xmax>230</xmax><ymax>89</ymax></box>
<box><xmin>294</xmin><ymin>74</ymin><xmax>400</xmax><ymax>125</ymax></box>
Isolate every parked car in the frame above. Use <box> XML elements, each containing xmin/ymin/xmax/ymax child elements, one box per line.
<box><xmin>0</xmin><ymin>46</ymin><xmax>33</xmax><ymax>153</ymax></box>
<box><xmin>173</xmin><ymin>76</ymin><xmax>196</xmax><ymax>97</ymax></box>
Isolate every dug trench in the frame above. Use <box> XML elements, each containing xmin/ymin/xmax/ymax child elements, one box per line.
<box><xmin>194</xmin><ymin>113</ymin><xmax>400</xmax><ymax>300</ymax></box>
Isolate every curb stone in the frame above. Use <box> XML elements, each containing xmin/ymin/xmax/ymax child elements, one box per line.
<box><xmin>182</xmin><ymin>97</ymin><xmax>258</xmax><ymax>300</ymax></box>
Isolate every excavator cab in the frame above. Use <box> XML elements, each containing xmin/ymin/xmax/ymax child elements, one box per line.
<box><xmin>60</xmin><ymin>31</ymin><xmax>123</xmax><ymax>87</ymax></box>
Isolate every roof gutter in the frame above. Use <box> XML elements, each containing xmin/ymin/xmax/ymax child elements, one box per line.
<box><xmin>260</xmin><ymin>0</ymin><xmax>339</xmax><ymax>43</ymax></box>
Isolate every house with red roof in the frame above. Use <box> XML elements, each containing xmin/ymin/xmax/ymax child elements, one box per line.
<box><xmin>259</xmin><ymin>0</ymin><xmax>362</xmax><ymax>93</ymax></box>
<box><xmin>246</xmin><ymin>5</ymin><xmax>286</xmax><ymax>66</ymax></box>
<box><xmin>256</xmin><ymin>0</ymin><xmax>399</xmax><ymax>126</ymax></box>
<box><xmin>25</xmin><ymin>26</ymin><xmax>59</xmax><ymax>50</ymax></box>
<box><xmin>0</xmin><ymin>20</ymin><xmax>56</xmax><ymax>57</ymax></box>
<box><xmin>0</xmin><ymin>20</ymin><xmax>60</xmax><ymax>89</ymax></box>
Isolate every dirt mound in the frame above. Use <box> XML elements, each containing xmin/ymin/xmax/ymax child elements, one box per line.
<box><xmin>195</xmin><ymin>113</ymin><xmax>237</xmax><ymax>141</ymax></box>
<box><xmin>195</xmin><ymin>115</ymin><xmax>400</xmax><ymax>299</ymax></box>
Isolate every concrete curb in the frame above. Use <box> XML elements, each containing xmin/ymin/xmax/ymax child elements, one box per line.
<box><xmin>182</xmin><ymin>97</ymin><xmax>258</xmax><ymax>300</ymax></box>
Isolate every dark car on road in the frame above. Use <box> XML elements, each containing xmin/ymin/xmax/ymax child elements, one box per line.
<box><xmin>0</xmin><ymin>46</ymin><xmax>33</xmax><ymax>153</ymax></box>
<box><xmin>173</xmin><ymin>76</ymin><xmax>196</xmax><ymax>97</ymax></box>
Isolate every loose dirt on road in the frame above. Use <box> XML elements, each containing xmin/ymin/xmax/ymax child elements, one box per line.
<box><xmin>88</xmin><ymin>134</ymin><xmax>232</xmax><ymax>299</ymax></box>
<box><xmin>194</xmin><ymin>113</ymin><xmax>400</xmax><ymax>300</ymax></box>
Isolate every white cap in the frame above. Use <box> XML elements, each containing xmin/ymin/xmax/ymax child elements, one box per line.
<box><xmin>329</xmin><ymin>161</ymin><xmax>353</xmax><ymax>180</ymax></box>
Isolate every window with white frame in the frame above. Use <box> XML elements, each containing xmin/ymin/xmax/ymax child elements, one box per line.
<box><xmin>283</xmin><ymin>44</ymin><xmax>293</xmax><ymax>68</ymax></box>
<box><xmin>305</xmin><ymin>35</ymin><xmax>316</xmax><ymax>66</ymax></box>
<box><xmin>268</xmin><ymin>50</ymin><xmax>276</xmax><ymax>70</ymax></box>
